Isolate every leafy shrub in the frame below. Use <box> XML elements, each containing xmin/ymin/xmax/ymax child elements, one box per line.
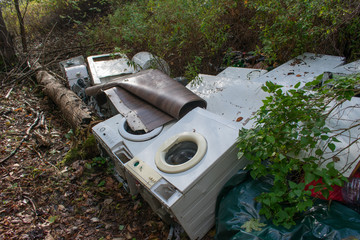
<box><xmin>2</xmin><ymin>0</ymin><xmax>110</xmax><ymax>40</ymax></box>
<box><xmin>237</xmin><ymin>74</ymin><xmax>360</xmax><ymax>228</ymax></box>
<box><xmin>101</xmin><ymin>0</ymin><xmax>234</xmax><ymax>76</ymax></box>
<box><xmin>245</xmin><ymin>0</ymin><xmax>360</xmax><ymax>63</ymax></box>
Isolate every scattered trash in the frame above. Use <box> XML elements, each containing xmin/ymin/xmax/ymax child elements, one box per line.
<box><xmin>342</xmin><ymin>177</ymin><xmax>360</xmax><ymax>213</ymax></box>
<box><xmin>59</xmin><ymin>56</ymin><xmax>91</xmax><ymax>103</ymax></box>
<box><xmin>57</xmin><ymin>52</ymin><xmax>360</xmax><ymax>240</ymax></box>
<box><xmin>216</xmin><ymin>170</ymin><xmax>360</xmax><ymax>240</ymax></box>
<box><xmin>87</xmin><ymin>52</ymin><xmax>137</xmax><ymax>85</ymax></box>
<box><xmin>173</xmin><ymin>76</ymin><xmax>188</xmax><ymax>86</ymax></box>
<box><xmin>132</xmin><ymin>51</ymin><xmax>171</xmax><ymax>76</ymax></box>
<box><xmin>86</xmin><ymin>69</ymin><xmax>206</xmax><ymax>131</ymax></box>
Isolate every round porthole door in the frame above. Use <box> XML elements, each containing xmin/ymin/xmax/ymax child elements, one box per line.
<box><xmin>118</xmin><ymin>118</ymin><xmax>163</xmax><ymax>142</ymax></box>
<box><xmin>155</xmin><ymin>132</ymin><xmax>207</xmax><ymax>173</ymax></box>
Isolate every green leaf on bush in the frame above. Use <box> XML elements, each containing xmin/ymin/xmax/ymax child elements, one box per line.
<box><xmin>294</xmin><ymin>82</ymin><xmax>301</xmax><ymax>89</ymax></box>
<box><xmin>266</xmin><ymin>135</ymin><xmax>275</xmax><ymax>144</ymax></box>
<box><xmin>304</xmin><ymin>172</ymin><xmax>315</xmax><ymax>184</ymax></box>
<box><xmin>321</xmin><ymin>135</ymin><xmax>329</xmax><ymax>140</ymax></box>
<box><xmin>328</xmin><ymin>143</ymin><xmax>336</xmax><ymax>152</ymax></box>
<box><xmin>315</xmin><ymin>149</ymin><xmax>323</xmax><ymax>156</ymax></box>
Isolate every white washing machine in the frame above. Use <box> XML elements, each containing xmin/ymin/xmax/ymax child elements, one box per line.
<box><xmin>92</xmin><ymin>114</ymin><xmax>174</xmax><ymax>191</ymax></box>
<box><xmin>187</xmin><ymin>74</ymin><xmax>270</xmax><ymax>129</ymax></box>
<box><xmin>316</xmin><ymin>96</ymin><xmax>360</xmax><ymax>178</ymax></box>
<box><xmin>125</xmin><ymin>107</ymin><xmax>250</xmax><ymax>240</ymax></box>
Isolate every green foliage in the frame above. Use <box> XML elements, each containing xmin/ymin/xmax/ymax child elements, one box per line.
<box><xmin>100</xmin><ymin>0</ymin><xmax>233</xmax><ymax>76</ymax></box>
<box><xmin>245</xmin><ymin>0</ymin><xmax>360</xmax><ymax>63</ymax></box>
<box><xmin>237</xmin><ymin>74</ymin><xmax>360</xmax><ymax>228</ymax></box>
<box><xmin>61</xmin><ymin>147</ymin><xmax>81</xmax><ymax>166</ymax></box>
<box><xmin>185</xmin><ymin>56</ymin><xmax>203</xmax><ymax>85</ymax></box>
<box><xmin>91</xmin><ymin>156</ymin><xmax>107</xmax><ymax>169</ymax></box>
<box><xmin>2</xmin><ymin>0</ymin><xmax>109</xmax><ymax>39</ymax></box>
<box><xmin>60</xmin><ymin>133</ymin><xmax>99</xmax><ymax>166</ymax></box>
<box><xmin>52</xmin><ymin>0</ymin><xmax>110</xmax><ymax>25</ymax></box>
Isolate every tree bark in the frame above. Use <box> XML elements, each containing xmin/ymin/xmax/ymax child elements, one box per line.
<box><xmin>32</xmin><ymin>62</ymin><xmax>93</xmax><ymax>129</ymax></box>
<box><xmin>14</xmin><ymin>0</ymin><xmax>27</xmax><ymax>53</ymax></box>
<box><xmin>0</xmin><ymin>6</ymin><xmax>16</xmax><ymax>67</ymax></box>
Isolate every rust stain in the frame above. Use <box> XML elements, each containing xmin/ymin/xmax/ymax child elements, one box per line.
<box><xmin>236</xmin><ymin>117</ymin><xmax>243</xmax><ymax>122</ymax></box>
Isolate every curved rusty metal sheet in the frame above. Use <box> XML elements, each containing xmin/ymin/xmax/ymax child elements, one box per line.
<box><xmin>85</xmin><ymin>69</ymin><xmax>206</xmax><ymax>131</ymax></box>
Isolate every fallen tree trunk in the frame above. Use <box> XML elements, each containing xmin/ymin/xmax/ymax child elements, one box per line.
<box><xmin>32</xmin><ymin>62</ymin><xmax>93</xmax><ymax>129</ymax></box>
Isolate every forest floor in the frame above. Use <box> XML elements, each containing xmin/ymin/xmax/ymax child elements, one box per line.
<box><xmin>0</xmin><ymin>27</ymin><xmax>217</xmax><ymax>240</ymax></box>
<box><xmin>0</xmin><ymin>84</ymin><xmax>176</xmax><ymax>240</ymax></box>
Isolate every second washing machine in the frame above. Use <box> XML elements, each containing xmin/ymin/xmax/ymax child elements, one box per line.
<box><xmin>125</xmin><ymin>107</ymin><xmax>250</xmax><ymax>239</ymax></box>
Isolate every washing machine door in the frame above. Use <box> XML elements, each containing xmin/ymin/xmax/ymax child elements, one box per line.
<box><xmin>155</xmin><ymin>132</ymin><xmax>207</xmax><ymax>173</ymax></box>
<box><xmin>118</xmin><ymin>118</ymin><xmax>163</xmax><ymax>142</ymax></box>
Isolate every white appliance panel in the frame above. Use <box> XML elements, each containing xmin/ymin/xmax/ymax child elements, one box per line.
<box><xmin>134</xmin><ymin>108</ymin><xmax>239</xmax><ymax>193</ymax></box>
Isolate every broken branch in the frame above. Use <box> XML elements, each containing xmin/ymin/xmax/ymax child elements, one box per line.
<box><xmin>0</xmin><ymin>111</ymin><xmax>41</xmax><ymax>164</ymax></box>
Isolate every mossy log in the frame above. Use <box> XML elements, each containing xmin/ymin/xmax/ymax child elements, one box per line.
<box><xmin>33</xmin><ymin>62</ymin><xmax>92</xmax><ymax>129</ymax></box>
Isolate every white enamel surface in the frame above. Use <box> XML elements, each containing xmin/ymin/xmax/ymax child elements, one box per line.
<box><xmin>131</xmin><ymin>107</ymin><xmax>239</xmax><ymax>193</ymax></box>
<box><xmin>322</xmin><ymin>97</ymin><xmax>360</xmax><ymax>177</ymax></box>
<box><xmin>252</xmin><ymin>52</ymin><xmax>345</xmax><ymax>87</ymax></box>
<box><xmin>187</xmin><ymin>74</ymin><xmax>269</xmax><ymax>129</ymax></box>
<box><xmin>217</xmin><ymin>67</ymin><xmax>268</xmax><ymax>81</ymax></box>
<box><xmin>93</xmin><ymin>114</ymin><xmax>174</xmax><ymax>157</ymax></box>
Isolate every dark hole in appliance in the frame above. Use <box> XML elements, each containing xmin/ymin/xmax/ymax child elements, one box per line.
<box><xmin>165</xmin><ymin>141</ymin><xmax>197</xmax><ymax>165</ymax></box>
<box><xmin>114</xmin><ymin>149</ymin><xmax>132</xmax><ymax>164</ymax></box>
<box><xmin>123</xmin><ymin>120</ymin><xmax>147</xmax><ymax>135</ymax></box>
<box><xmin>92</xmin><ymin>55</ymin><xmax>123</xmax><ymax>62</ymax></box>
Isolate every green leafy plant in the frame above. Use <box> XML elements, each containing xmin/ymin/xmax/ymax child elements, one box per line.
<box><xmin>60</xmin><ymin>133</ymin><xmax>99</xmax><ymax>166</ymax></box>
<box><xmin>91</xmin><ymin>156</ymin><xmax>107</xmax><ymax>168</ymax></box>
<box><xmin>245</xmin><ymin>0</ymin><xmax>360</xmax><ymax>63</ymax></box>
<box><xmin>185</xmin><ymin>55</ymin><xmax>203</xmax><ymax>86</ymax></box>
<box><xmin>237</xmin><ymin>74</ymin><xmax>360</xmax><ymax>228</ymax></box>
<box><xmin>99</xmin><ymin>0</ymin><xmax>233</xmax><ymax>77</ymax></box>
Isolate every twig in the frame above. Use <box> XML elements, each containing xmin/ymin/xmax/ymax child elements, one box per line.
<box><xmin>1</xmin><ymin>61</ymin><xmax>42</xmax><ymax>88</ymax></box>
<box><xmin>29</xmin><ymin>145</ymin><xmax>61</xmax><ymax>173</ymax></box>
<box><xmin>0</xmin><ymin>111</ymin><xmax>41</xmax><ymax>164</ymax></box>
<box><xmin>5</xmin><ymin>87</ymin><xmax>13</xmax><ymax>98</ymax></box>
<box><xmin>32</xmin><ymin>22</ymin><xmax>57</xmax><ymax>66</ymax></box>
<box><xmin>23</xmin><ymin>195</ymin><xmax>37</xmax><ymax>216</ymax></box>
<box><xmin>47</xmin><ymin>69</ymin><xmax>68</xmax><ymax>86</ymax></box>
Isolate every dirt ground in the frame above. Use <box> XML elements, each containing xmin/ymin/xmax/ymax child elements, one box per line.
<box><xmin>0</xmin><ymin>83</ymin><xmax>177</xmax><ymax>239</ymax></box>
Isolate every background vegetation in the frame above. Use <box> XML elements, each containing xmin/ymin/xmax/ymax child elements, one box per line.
<box><xmin>2</xmin><ymin>0</ymin><xmax>359</xmax><ymax>74</ymax></box>
<box><xmin>1</xmin><ymin>0</ymin><xmax>360</xmax><ymax>230</ymax></box>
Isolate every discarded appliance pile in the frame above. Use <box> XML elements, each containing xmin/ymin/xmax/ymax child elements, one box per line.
<box><xmin>60</xmin><ymin>52</ymin><xmax>360</xmax><ymax>239</ymax></box>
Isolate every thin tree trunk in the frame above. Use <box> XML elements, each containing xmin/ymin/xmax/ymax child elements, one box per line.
<box><xmin>0</xmin><ymin>6</ymin><xmax>16</xmax><ymax>67</ymax></box>
<box><xmin>14</xmin><ymin>0</ymin><xmax>27</xmax><ymax>53</ymax></box>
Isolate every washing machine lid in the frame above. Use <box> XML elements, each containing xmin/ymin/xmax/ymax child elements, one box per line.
<box><xmin>118</xmin><ymin>117</ymin><xmax>163</xmax><ymax>142</ymax></box>
<box><xmin>155</xmin><ymin>132</ymin><xmax>207</xmax><ymax>173</ymax></box>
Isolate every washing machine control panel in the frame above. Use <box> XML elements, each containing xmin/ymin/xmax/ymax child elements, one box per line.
<box><xmin>126</xmin><ymin>157</ymin><xmax>162</xmax><ymax>189</ymax></box>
